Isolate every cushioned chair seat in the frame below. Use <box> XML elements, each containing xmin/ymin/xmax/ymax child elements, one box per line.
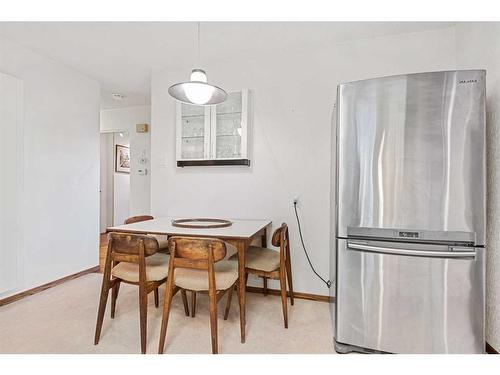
<box><xmin>231</xmin><ymin>246</ymin><xmax>281</xmax><ymax>273</ymax></box>
<box><xmin>111</xmin><ymin>253</ymin><xmax>169</xmax><ymax>282</ymax></box>
<box><xmin>149</xmin><ymin>234</ymin><xmax>169</xmax><ymax>250</ymax></box>
<box><xmin>224</xmin><ymin>241</ymin><xmax>238</xmax><ymax>259</ymax></box>
<box><xmin>174</xmin><ymin>260</ymin><xmax>238</xmax><ymax>291</ymax></box>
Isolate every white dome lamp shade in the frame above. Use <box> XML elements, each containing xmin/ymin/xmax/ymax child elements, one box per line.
<box><xmin>168</xmin><ymin>69</ymin><xmax>227</xmax><ymax>106</ymax></box>
<box><xmin>168</xmin><ymin>22</ymin><xmax>227</xmax><ymax>106</ymax></box>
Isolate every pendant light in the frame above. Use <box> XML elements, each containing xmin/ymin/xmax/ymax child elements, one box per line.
<box><xmin>168</xmin><ymin>22</ymin><xmax>227</xmax><ymax>106</ymax></box>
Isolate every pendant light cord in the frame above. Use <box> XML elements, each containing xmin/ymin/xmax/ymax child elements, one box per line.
<box><xmin>197</xmin><ymin>21</ymin><xmax>201</xmax><ymax>66</ymax></box>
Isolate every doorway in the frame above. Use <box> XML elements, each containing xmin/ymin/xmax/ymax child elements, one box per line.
<box><xmin>99</xmin><ymin>130</ymin><xmax>130</xmax><ymax>234</ymax></box>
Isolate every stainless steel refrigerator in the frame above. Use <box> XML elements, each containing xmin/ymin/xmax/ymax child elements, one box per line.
<box><xmin>333</xmin><ymin>70</ymin><xmax>486</xmax><ymax>354</ymax></box>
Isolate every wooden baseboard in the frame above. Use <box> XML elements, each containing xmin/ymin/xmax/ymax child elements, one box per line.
<box><xmin>246</xmin><ymin>285</ymin><xmax>334</xmax><ymax>303</ymax></box>
<box><xmin>0</xmin><ymin>266</ymin><xmax>100</xmax><ymax>307</ymax></box>
<box><xmin>486</xmin><ymin>342</ymin><xmax>499</xmax><ymax>354</ymax></box>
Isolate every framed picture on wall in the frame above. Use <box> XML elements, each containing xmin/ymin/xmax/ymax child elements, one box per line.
<box><xmin>115</xmin><ymin>144</ymin><xmax>130</xmax><ymax>174</ymax></box>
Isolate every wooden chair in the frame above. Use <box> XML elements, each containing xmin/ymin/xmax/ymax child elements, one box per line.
<box><xmin>94</xmin><ymin>232</ymin><xmax>190</xmax><ymax>354</ymax></box>
<box><xmin>158</xmin><ymin>237</ymin><xmax>240</xmax><ymax>354</ymax></box>
<box><xmin>188</xmin><ymin>241</ymin><xmax>238</xmax><ymax>318</ymax></box>
<box><xmin>124</xmin><ymin>215</ymin><xmax>168</xmax><ymax>251</ymax></box>
<box><xmin>124</xmin><ymin>215</ymin><xmax>154</xmax><ymax>224</ymax></box>
<box><xmin>231</xmin><ymin>223</ymin><xmax>294</xmax><ymax>328</ymax></box>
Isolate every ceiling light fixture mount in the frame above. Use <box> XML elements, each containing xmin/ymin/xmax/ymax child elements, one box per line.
<box><xmin>168</xmin><ymin>22</ymin><xmax>227</xmax><ymax>106</ymax></box>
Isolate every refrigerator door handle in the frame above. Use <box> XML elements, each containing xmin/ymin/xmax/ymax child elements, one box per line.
<box><xmin>347</xmin><ymin>242</ymin><xmax>476</xmax><ymax>259</ymax></box>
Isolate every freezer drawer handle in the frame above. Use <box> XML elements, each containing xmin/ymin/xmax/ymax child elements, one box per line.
<box><xmin>347</xmin><ymin>242</ymin><xmax>476</xmax><ymax>259</ymax></box>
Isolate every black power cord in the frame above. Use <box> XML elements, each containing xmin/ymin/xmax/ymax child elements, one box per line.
<box><xmin>293</xmin><ymin>201</ymin><xmax>332</xmax><ymax>289</ymax></box>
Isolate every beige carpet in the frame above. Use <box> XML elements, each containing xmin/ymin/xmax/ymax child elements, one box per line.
<box><xmin>0</xmin><ymin>273</ymin><xmax>335</xmax><ymax>354</ymax></box>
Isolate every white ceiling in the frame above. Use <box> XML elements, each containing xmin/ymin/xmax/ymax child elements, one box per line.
<box><xmin>0</xmin><ymin>22</ymin><xmax>455</xmax><ymax>109</ymax></box>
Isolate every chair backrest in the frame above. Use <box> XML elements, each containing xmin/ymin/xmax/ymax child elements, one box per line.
<box><xmin>271</xmin><ymin>223</ymin><xmax>290</xmax><ymax>261</ymax></box>
<box><xmin>168</xmin><ymin>236</ymin><xmax>226</xmax><ymax>270</ymax></box>
<box><xmin>124</xmin><ymin>215</ymin><xmax>154</xmax><ymax>224</ymax></box>
<box><xmin>107</xmin><ymin>232</ymin><xmax>159</xmax><ymax>263</ymax></box>
<box><xmin>271</xmin><ymin>223</ymin><xmax>288</xmax><ymax>247</ymax></box>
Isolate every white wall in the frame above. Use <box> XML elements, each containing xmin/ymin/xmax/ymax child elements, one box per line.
<box><xmin>454</xmin><ymin>22</ymin><xmax>500</xmax><ymax>351</ymax></box>
<box><xmin>0</xmin><ymin>35</ymin><xmax>100</xmax><ymax>296</ymax></box>
<box><xmin>100</xmin><ymin>106</ymin><xmax>151</xmax><ymax>221</ymax></box>
<box><xmin>0</xmin><ymin>72</ymin><xmax>23</xmax><ymax>295</ymax></box>
<box><xmin>151</xmin><ymin>27</ymin><xmax>457</xmax><ymax>295</ymax></box>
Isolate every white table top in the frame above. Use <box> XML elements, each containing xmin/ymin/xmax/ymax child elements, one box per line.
<box><xmin>107</xmin><ymin>216</ymin><xmax>272</xmax><ymax>240</ymax></box>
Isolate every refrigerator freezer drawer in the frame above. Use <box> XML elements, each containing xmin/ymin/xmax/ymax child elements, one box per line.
<box><xmin>335</xmin><ymin>238</ymin><xmax>485</xmax><ymax>353</ymax></box>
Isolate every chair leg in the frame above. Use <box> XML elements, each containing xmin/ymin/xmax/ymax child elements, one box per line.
<box><xmin>237</xmin><ymin>275</ymin><xmax>246</xmax><ymax>343</ymax></box>
<box><xmin>181</xmin><ymin>289</ymin><xmax>190</xmax><ymax>317</ymax></box>
<box><xmin>158</xmin><ymin>280</ymin><xmax>174</xmax><ymax>354</ymax></box>
<box><xmin>208</xmin><ymin>286</ymin><xmax>218</xmax><ymax>354</ymax></box>
<box><xmin>279</xmin><ymin>267</ymin><xmax>288</xmax><ymax>329</ymax></box>
<box><xmin>94</xmin><ymin>267</ymin><xmax>112</xmax><ymax>345</ymax></box>
<box><xmin>139</xmin><ymin>283</ymin><xmax>148</xmax><ymax>354</ymax></box>
<box><xmin>263</xmin><ymin>277</ymin><xmax>268</xmax><ymax>296</ymax></box>
<box><xmin>154</xmin><ymin>287</ymin><xmax>159</xmax><ymax>308</ymax></box>
<box><xmin>224</xmin><ymin>284</ymin><xmax>235</xmax><ymax>320</ymax></box>
<box><xmin>285</xmin><ymin>257</ymin><xmax>294</xmax><ymax>306</ymax></box>
<box><xmin>191</xmin><ymin>291</ymin><xmax>197</xmax><ymax>318</ymax></box>
<box><xmin>111</xmin><ymin>280</ymin><xmax>120</xmax><ymax>318</ymax></box>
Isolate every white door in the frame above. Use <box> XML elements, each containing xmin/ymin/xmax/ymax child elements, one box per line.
<box><xmin>0</xmin><ymin>72</ymin><xmax>23</xmax><ymax>295</ymax></box>
<box><xmin>99</xmin><ymin>133</ymin><xmax>110</xmax><ymax>233</ymax></box>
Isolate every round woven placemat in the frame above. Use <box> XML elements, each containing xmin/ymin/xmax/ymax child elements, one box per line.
<box><xmin>171</xmin><ymin>218</ymin><xmax>233</xmax><ymax>229</ymax></box>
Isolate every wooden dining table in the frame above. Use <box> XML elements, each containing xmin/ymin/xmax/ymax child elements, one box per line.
<box><xmin>106</xmin><ymin>216</ymin><xmax>272</xmax><ymax>343</ymax></box>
